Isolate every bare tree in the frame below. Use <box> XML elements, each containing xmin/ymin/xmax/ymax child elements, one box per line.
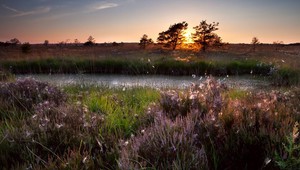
<box><xmin>84</xmin><ymin>36</ymin><xmax>96</xmax><ymax>46</ymax></box>
<box><xmin>157</xmin><ymin>21</ymin><xmax>188</xmax><ymax>50</ymax></box>
<box><xmin>139</xmin><ymin>34</ymin><xmax>153</xmax><ymax>49</ymax></box>
<box><xmin>74</xmin><ymin>39</ymin><xmax>80</xmax><ymax>46</ymax></box>
<box><xmin>251</xmin><ymin>37</ymin><xmax>260</xmax><ymax>51</ymax></box>
<box><xmin>193</xmin><ymin>20</ymin><xmax>219</xmax><ymax>52</ymax></box>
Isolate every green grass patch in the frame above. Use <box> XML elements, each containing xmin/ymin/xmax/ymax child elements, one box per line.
<box><xmin>64</xmin><ymin>85</ymin><xmax>160</xmax><ymax>138</ymax></box>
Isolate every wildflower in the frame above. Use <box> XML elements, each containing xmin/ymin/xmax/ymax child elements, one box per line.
<box><xmin>55</xmin><ymin>123</ymin><xmax>64</xmax><ymax>129</ymax></box>
<box><xmin>264</xmin><ymin>157</ymin><xmax>271</xmax><ymax>166</ymax></box>
<box><xmin>82</xmin><ymin>156</ymin><xmax>89</xmax><ymax>164</ymax></box>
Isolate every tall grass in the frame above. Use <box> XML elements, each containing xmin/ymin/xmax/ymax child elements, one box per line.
<box><xmin>1</xmin><ymin>58</ymin><xmax>273</xmax><ymax>76</ymax></box>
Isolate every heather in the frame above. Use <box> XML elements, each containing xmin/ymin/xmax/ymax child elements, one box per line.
<box><xmin>0</xmin><ymin>77</ymin><xmax>299</xmax><ymax>169</ymax></box>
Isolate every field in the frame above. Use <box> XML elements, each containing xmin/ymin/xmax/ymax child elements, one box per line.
<box><xmin>0</xmin><ymin>43</ymin><xmax>300</xmax><ymax>169</ymax></box>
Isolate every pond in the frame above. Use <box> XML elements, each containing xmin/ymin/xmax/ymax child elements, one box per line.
<box><xmin>16</xmin><ymin>74</ymin><xmax>271</xmax><ymax>90</ymax></box>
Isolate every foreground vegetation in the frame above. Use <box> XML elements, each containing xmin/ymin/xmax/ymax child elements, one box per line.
<box><xmin>0</xmin><ymin>77</ymin><xmax>299</xmax><ymax>169</ymax></box>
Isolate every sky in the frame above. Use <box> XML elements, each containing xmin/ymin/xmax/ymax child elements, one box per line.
<box><xmin>0</xmin><ymin>0</ymin><xmax>300</xmax><ymax>44</ymax></box>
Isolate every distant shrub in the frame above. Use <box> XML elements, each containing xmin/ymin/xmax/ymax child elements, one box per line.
<box><xmin>270</xmin><ymin>67</ymin><xmax>300</xmax><ymax>86</ymax></box>
<box><xmin>21</xmin><ymin>42</ymin><xmax>31</xmax><ymax>53</ymax></box>
<box><xmin>0</xmin><ymin>78</ymin><xmax>66</xmax><ymax>115</ymax></box>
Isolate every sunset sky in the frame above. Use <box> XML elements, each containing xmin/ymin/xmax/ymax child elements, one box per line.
<box><xmin>1</xmin><ymin>0</ymin><xmax>300</xmax><ymax>44</ymax></box>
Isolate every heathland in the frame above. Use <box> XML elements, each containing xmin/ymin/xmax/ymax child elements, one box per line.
<box><xmin>0</xmin><ymin>43</ymin><xmax>300</xmax><ymax>169</ymax></box>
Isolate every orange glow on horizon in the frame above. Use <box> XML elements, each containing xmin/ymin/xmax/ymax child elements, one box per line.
<box><xmin>183</xmin><ymin>30</ymin><xmax>194</xmax><ymax>44</ymax></box>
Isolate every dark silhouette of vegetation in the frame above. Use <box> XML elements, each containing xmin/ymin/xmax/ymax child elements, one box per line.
<box><xmin>157</xmin><ymin>21</ymin><xmax>188</xmax><ymax>50</ymax></box>
<box><xmin>193</xmin><ymin>20</ymin><xmax>219</xmax><ymax>52</ymax></box>
<box><xmin>112</xmin><ymin>41</ymin><xmax>119</xmax><ymax>46</ymax></box>
<box><xmin>21</xmin><ymin>42</ymin><xmax>31</xmax><ymax>54</ymax></box>
<box><xmin>43</xmin><ymin>40</ymin><xmax>49</xmax><ymax>46</ymax></box>
<box><xmin>273</xmin><ymin>41</ymin><xmax>284</xmax><ymax>51</ymax></box>
<box><xmin>84</xmin><ymin>36</ymin><xmax>96</xmax><ymax>46</ymax></box>
<box><xmin>8</xmin><ymin>38</ymin><xmax>21</xmax><ymax>46</ymax></box>
<box><xmin>251</xmin><ymin>37</ymin><xmax>260</xmax><ymax>51</ymax></box>
<box><xmin>139</xmin><ymin>34</ymin><xmax>153</xmax><ymax>49</ymax></box>
<box><xmin>74</xmin><ymin>39</ymin><xmax>80</xmax><ymax>46</ymax></box>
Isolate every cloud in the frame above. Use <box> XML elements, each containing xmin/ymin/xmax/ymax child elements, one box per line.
<box><xmin>2</xmin><ymin>4</ymin><xmax>20</xmax><ymax>13</ymax></box>
<box><xmin>88</xmin><ymin>2</ymin><xmax>119</xmax><ymax>12</ymax></box>
<box><xmin>95</xmin><ymin>3</ymin><xmax>118</xmax><ymax>10</ymax></box>
<box><xmin>2</xmin><ymin>4</ymin><xmax>51</xmax><ymax>17</ymax></box>
<box><xmin>12</xmin><ymin>7</ymin><xmax>51</xmax><ymax>17</ymax></box>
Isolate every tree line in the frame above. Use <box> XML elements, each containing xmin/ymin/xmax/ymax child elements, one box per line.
<box><xmin>140</xmin><ymin>20</ymin><xmax>222</xmax><ymax>52</ymax></box>
<box><xmin>1</xmin><ymin>19</ymin><xmax>287</xmax><ymax>53</ymax></box>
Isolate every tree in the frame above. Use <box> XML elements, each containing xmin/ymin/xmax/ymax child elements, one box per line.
<box><xmin>139</xmin><ymin>34</ymin><xmax>153</xmax><ymax>49</ymax></box>
<box><xmin>251</xmin><ymin>37</ymin><xmax>260</xmax><ymax>51</ymax></box>
<box><xmin>9</xmin><ymin>38</ymin><xmax>21</xmax><ymax>46</ymax></box>
<box><xmin>74</xmin><ymin>39</ymin><xmax>80</xmax><ymax>46</ymax></box>
<box><xmin>84</xmin><ymin>36</ymin><xmax>96</xmax><ymax>46</ymax></box>
<box><xmin>193</xmin><ymin>20</ymin><xmax>219</xmax><ymax>52</ymax></box>
<box><xmin>44</xmin><ymin>40</ymin><xmax>49</xmax><ymax>46</ymax></box>
<box><xmin>157</xmin><ymin>21</ymin><xmax>188</xmax><ymax>50</ymax></box>
<box><xmin>211</xmin><ymin>34</ymin><xmax>223</xmax><ymax>47</ymax></box>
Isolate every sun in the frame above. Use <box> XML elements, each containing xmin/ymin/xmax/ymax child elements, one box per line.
<box><xmin>183</xmin><ymin>30</ymin><xmax>194</xmax><ymax>44</ymax></box>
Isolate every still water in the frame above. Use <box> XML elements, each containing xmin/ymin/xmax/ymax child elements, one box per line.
<box><xmin>16</xmin><ymin>74</ymin><xmax>270</xmax><ymax>90</ymax></box>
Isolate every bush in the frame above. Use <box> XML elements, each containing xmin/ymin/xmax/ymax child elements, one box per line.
<box><xmin>0</xmin><ymin>78</ymin><xmax>66</xmax><ymax>118</ymax></box>
<box><xmin>21</xmin><ymin>42</ymin><xmax>31</xmax><ymax>53</ymax></box>
<box><xmin>2</xmin><ymin>102</ymin><xmax>105</xmax><ymax>169</ymax></box>
<box><xmin>270</xmin><ymin>67</ymin><xmax>300</xmax><ymax>86</ymax></box>
<box><xmin>118</xmin><ymin>115</ymin><xmax>208</xmax><ymax>170</ymax></box>
<box><xmin>121</xmin><ymin>77</ymin><xmax>300</xmax><ymax>169</ymax></box>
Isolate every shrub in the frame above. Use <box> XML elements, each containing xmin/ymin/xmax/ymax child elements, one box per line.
<box><xmin>2</xmin><ymin>101</ymin><xmax>105</xmax><ymax>169</ymax></box>
<box><xmin>21</xmin><ymin>42</ymin><xmax>31</xmax><ymax>53</ymax></box>
<box><xmin>125</xmin><ymin>77</ymin><xmax>300</xmax><ymax>169</ymax></box>
<box><xmin>275</xmin><ymin>122</ymin><xmax>300</xmax><ymax>169</ymax></box>
<box><xmin>0</xmin><ymin>78</ymin><xmax>66</xmax><ymax>118</ymax></box>
<box><xmin>118</xmin><ymin>114</ymin><xmax>208</xmax><ymax>170</ymax></box>
<box><xmin>270</xmin><ymin>67</ymin><xmax>300</xmax><ymax>86</ymax></box>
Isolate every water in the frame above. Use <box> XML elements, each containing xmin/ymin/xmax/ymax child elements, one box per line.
<box><xmin>16</xmin><ymin>74</ymin><xmax>270</xmax><ymax>90</ymax></box>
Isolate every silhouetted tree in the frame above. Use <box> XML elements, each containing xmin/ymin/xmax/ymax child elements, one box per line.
<box><xmin>9</xmin><ymin>38</ymin><xmax>21</xmax><ymax>46</ymax></box>
<box><xmin>44</xmin><ymin>40</ymin><xmax>49</xmax><ymax>46</ymax></box>
<box><xmin>211</xmin><ymin>34</ymin><xmax>223</xmax><ymax>48</ymax></box>
<box><xmin>139</xmin><ymin>34</ymin><xmax>153</xmax><ymax>49</ymax></box>
<box><xmin>251</xmin><ymin>37</ymin><xmax>260</xmax><ymax>51</ymax></box>
<box><xmin>193</xmin><ymin>20</ymin><xmax>219</xmax><ymax>52</ymax></box>
<box><xmin>157</xmin><ymin>21</ymin><xmax>188</xmax><ymax>50</ymax></box>
<box><xmin>74</xmin><ymin>39</ymin><xmax>80</xmax><ymax>46</ymax></box>
<box><xmin>84</xmin><ymin>36</ymin><xmax>96</xmax><ymax>46</ymax></box>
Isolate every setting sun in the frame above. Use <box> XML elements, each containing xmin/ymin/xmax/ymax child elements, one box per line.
<box><xmin>183</xmin><ymin>30</ymin><xmax>194</xmax><ymax>44</ymax></box>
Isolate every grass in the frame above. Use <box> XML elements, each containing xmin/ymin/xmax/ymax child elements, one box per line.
<box><xmin>1</xmin><ymin>43</ymin><xmax>299</xmax><ymax>86</ymax></box>
<box><xmin>64</xmin><ymin>85</ymin><xmax>160</xmax><ymax>138</ymax></box>
<box><xmin>0</xmin><ymin>57</ymin><xmax>273</xmax><ymax>76</ymax></box>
